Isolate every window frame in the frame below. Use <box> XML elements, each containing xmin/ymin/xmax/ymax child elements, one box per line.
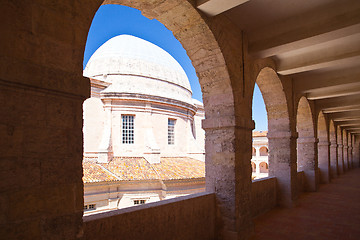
<box><xmin>122</xmin><ymin>115</ymin><xmax>135</xmax><ymax>144</ymax></box>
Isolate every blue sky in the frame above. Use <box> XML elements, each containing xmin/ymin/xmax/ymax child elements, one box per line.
<box><xmin>84</xmin><ymin>4</ymin><xmax>267</xmax><ymax>131</ymax></box>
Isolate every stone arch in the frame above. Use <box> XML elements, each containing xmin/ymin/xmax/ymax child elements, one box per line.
<box><xmin>296</xmin><ymin>96</ymin><xmax>318</xmax><ymax>191</ymax></box>
<box><xmin>86</xmin><ymin>1</ymin><xmax>251</xmax><ymax>238</ymax></box>
<box><xmin>253</xmin><ymin>64</ymin><xmax>296</xmax><ymax>207</ymax></box>
<box><xmin>329</xmin><ymin>120</ymin><xmax>338</xmax><ymax>177</ymax></box>
<box><xmin>252</xmin><ymin>147</ymin><xmax>256</xmax><ymax>156</ymax></box>
<box><xmin>337</xmin><ymin>125</ymin><xmax>344</xmax><ymax>174</ymax></box>
<box><xmin>251</xmin><ymin>161</ymin><xmax>256</xmax><ymax>173</ymax></box>
<box><xmin>255</xmin><ymin>67</ymin><xmax>290</xmax><ymax>132</ymax></box>
<box><xmin>259</xmin><ymin>162</ymin><xmax>269</xmax><ymax>173</ymax></box>
<box><xmin>259</xmin><ymin>146</ymin><xmax>268</xmax><ymax>156</ymax></box>
<box><xmin>317</xmin><ymin>111</ymin><xmax>330</xmax><ymax>183</ymax></box>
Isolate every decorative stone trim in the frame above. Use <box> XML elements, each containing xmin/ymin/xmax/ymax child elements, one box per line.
<box><xmin>267</xmin><ymin>131</ymin><xmax>298</xmax><ymax>139</ymax></box>
<box><xmin>297</xmin><ymin>137</ymin><xmax>319</xmax><ymax>144</ymax></box>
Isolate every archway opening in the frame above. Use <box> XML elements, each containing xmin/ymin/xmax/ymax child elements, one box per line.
<box><xmin>259</xmin><ymin>162</ymin><xmax>269</xmax><ymax>173</ymax></box>
<box><xmin>259</xmin><ymin>147</ymin><xmax>268</xmax><ymax>156</ymax></box>
<box><xmin>82</xmin><ymin>4</ymin><xmax>209</xmax><ymax>214</ymax></box>
<box><xmin>296</xmin><ymin>96</ymin><xmax>318</xmax><ymax>191</ymax></box>
<box><xmin>251</xmin><ymin>83</ymin><xmax>268</xmax><ymax>180</ymax></box>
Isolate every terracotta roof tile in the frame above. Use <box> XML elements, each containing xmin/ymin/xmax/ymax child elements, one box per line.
<box><xmin>101</xmin><ymin>157</ymin><xmax>159</xmax><ymax>180</ymax></box>
<box><xmin>253</xmin><ymin>131</ymin><xmax>268</xmax><ymax>137</ymax></box>
<box><xmin>152</xmin><ymin>157</ymin><xmax>205</xmax><ymax>180</ymax></box>
<box><xmin>83</xmin><ymin>160</ymin><xmax>118</xmax><ymax>183</ymax></box>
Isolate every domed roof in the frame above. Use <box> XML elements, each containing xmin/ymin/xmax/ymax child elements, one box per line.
<box><xmin>84</xmin><ymin>35</ymin><xmax>192</xmax><ymax>93</ymax></box>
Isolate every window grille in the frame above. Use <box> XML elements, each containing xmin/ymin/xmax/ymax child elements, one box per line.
<box><xmin>122</xmin><ymin>115</ymin><xmax>134</xmax><ymax>144</ymax></box>
<box><xmin>168</xmin><ymin>119</ymin><xmax>175</xmax><ymax>145</ymax></box>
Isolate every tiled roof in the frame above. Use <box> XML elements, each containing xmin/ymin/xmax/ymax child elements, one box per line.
<box><xmin>152</xmin><ymin>157</ymin><xmax>205</xmax><ymax>180</ymax></box>
<box><xmin>83</xmin><ymin>160</ymin><xmax>118</xmax><ymax>183</ymax></box>
<box><xmin>83</xmin><ymin>157</ymin><xmax>205</xmax><ymax>183</ymax></box>
<box><xmin>253</xmin><ymin>131</ymin><xmax>268</xmax><ymax>137</ymax></box>
<box><xmin>101</xmin><ymin>157</ymin><xmax>159</xmax><ymax>180</ymax></box>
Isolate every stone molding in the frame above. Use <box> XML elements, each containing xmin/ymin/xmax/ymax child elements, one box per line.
<box><xmin>297</xmin><ymin>137</ymin><xmax>319</xmax><ymax>144</ymax></box>
<box><xmin>267</xmin><ymin>131</ymin><xmax>298</xmax><ymax>139</ymax></box>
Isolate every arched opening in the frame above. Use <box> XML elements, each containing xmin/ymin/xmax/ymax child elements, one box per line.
<box><xmin>252</xmin><ymin>147</ymin><xmax>256</xmax><ymax>156</ymax></box>
<box><xmin>337</xmin><ymin>125</ymin><xmax>344</xmax><ymax>174</ymax></box>
<box><xmin>252</xmin><ymin>83</ymin><xmax>268</xmax><ymax>180</ymax></box>
<box><xmin>251</xmin><ymin>162</ymin><xmax>256</xmax><ymax>173</ymax></box>
<box><xmin>82</xmin><ymin>4</ymin><xmax>210</xmax><ymax>213</ymax></box>
<box><xmin>317</xmin><ymin>111</ymin><xmax>330</xmax><ymax>183</ymax></box>
<box><xmin>255</xmin><ymin>66</ymin><xmax>295</xmax><ymax>206</ymax></box>
<box><xmin>259</xmin><ymin>162</ymin><xmax>269</xmax><ymax>173</ymax></box>
<box><xmin>259</xmin><ymin>147</ymin><xmax>268</xmax><ymax>156</ymax></box>
<box><xmin>297</xmin><ymin>96</ymin><xmax>318</xmax><ymax>191</ymax></box>
<box><xmin>329</xmin><ymin>120</ymin><xmax>338</xmax><ymax>177</ymax></box>
<box><xmin>79</xmin><ymin>1</ymin><xmax>248</xmax><ymax>237</ymax></box>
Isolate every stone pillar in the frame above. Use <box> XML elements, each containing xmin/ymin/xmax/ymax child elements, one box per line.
<box><xmin>297</xmin><ymin>137</ymin><xmax>319</xmax><ymax>192</ymax></box>
<box><xmin>98</xmin><ymin>101</ymin><xmax>113</xmax><ymax>163</ymax></box>
<box><xmin>318</xmin><ymin>139</ymin><xmax>330</xmax><ymax>183</ymax></box>
<box><xmin>256</xmin><ymin>162</ymin><xmax>261</xmax><ymax>174</ymax></box>
<box><xmin>337</xmin><ymin>144</ymin><xmax>344</xmax><ymax>174</ymax></box>
<box><xmin>354</xmin><ymin>139</ymin><xmax>360</xmax><ymax>167</ymax></box>
<box><xmin>204</xmin><ymin>118</ymin><xmax>253</xmax><ymax>240</ymax></box>
<box><xmin>268</xmin><ymin>131</ymin><xmax>298</xmax><ymax>207</ymax></box>
<box><xmin>329</xmin><ymin>141</ymin><xmax>338</xmax><ymax>178</ymax></box>
<box><xmin>348</xmin><ymin>145</ymin><xmax>353</xmax><ymax>169</ymax></box>
<box><xmin>343</xmin><ymin>145</ymin><xmax>348</xmax><ymax>171</ymax></box>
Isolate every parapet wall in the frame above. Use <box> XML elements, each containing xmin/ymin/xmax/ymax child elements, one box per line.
<box><xmin>251</xmin><ymin>177</ymin><xmax>277</xmax><ymax>217</ymax></box>
<box><xmin>83</xmin><ymin>192</ymin><xmax>216</xmax><ymax>240</ymax></box>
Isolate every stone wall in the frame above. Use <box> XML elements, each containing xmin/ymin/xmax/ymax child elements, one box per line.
<box><xmin>83</xmin><ymin>192</ymin><xmax>216</xmax><ymax>240</ymax></box>
<box><xmin>251</xmin><ymin>177</ymin><xmax>277</xmax><ymax>217</ymax></box>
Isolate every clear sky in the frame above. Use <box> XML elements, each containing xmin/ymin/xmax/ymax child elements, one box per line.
<box><xmin>84</xmin><ymin>4</ymin><xmax>268</xmax><ymax>131</ymax></box>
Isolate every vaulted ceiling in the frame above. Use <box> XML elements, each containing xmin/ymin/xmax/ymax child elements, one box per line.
<box><xmin>197</xmin><ymin>0</ymin><xmax>360</xmax><ymax>135</ymax></box>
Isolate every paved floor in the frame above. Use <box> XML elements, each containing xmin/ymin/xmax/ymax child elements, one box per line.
<box><xmin>251</xmin><ymin>168</ymin><xmax>360</xmax><ymax>240</ymax></box>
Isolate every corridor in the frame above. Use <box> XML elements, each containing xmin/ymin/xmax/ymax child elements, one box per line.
<box><xmin>252</xmin><ymin>168</ymin><xmax>360</xmax><ymax>240</ymax></box>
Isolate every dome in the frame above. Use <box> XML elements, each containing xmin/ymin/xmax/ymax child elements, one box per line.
<box><xmin>84</xmin><ymin>35</ymin><xmax>193</xmax><ymax>103</ymax></box>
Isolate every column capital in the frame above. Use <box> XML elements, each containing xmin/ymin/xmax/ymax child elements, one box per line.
<box><xmin>202</xmin><ymin>117</ymin><xmax>254</xmax><ymax>130</ymax></box>
<box><xmin>337</xmin><ymin>144</ymin><xmax>343</xmax><ymax>148</ymax></box>
<box><xmin>267</xmin><ymin>130</ymin><xmax>297</xmax><ymax>139</ymax></box>
<box><xmin>297</xmin><ymin>137</ymin><xmax>319</xmax><ymax>144</ymax></box>
<box><xmin>318</xmin><ymin>141</ymin><xmax>330</xmax><ymax>147</ymax></box>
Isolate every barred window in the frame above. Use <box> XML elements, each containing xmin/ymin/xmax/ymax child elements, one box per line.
<box><xmin>134</xmin><ymin>199</ymin><xmax>146</xmax><ymax>205</ymax></box>
<box><xmin>122</xmin><ymin>115</ymin><xmax>134</xmax><ymax>144</ymax></box>
<box><xmin>168</xmin><ymin>119</ymin><xmax>175</xmax><ymax>145</ymax></box>
<box><xmin>84</xmin><ymin>204</ymin><xmax>96</xmax><ymax>211</ymax></box>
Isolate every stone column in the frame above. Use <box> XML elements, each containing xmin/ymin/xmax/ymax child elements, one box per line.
<box><xmin>329</xmin><ymin>141</ymin><xmax>338</xmax><ymax>178</ymax></box>
<box><xmin>337</xmin><ymin>144</ymin><xmax>344</xmax><ymax>174</ymax></box>
<box><xmin>343</xmin><ymin>145</ymin><xmax>348</xmax><ymax>171</ymax></box>
<box><xmin>204</xmin><ymin>118</ymin><xmax>253</xmax><ymax>240</ymax></box>
<box><xmin>297</xmin><ymin>137</ymin><xmax>319</xmax><ymax>192</ymax></box>
<box><xmin>318</xmin><ymin>138</ymin><xmax>330</xmax><ymax>183</ymax></box>
<box><xmin>256</xmin><ymin>162</ymin><xmax>261</xmax><ymax>174</ymax></box>
<box><xmin>348</xmin><ymin>145</ymin><xmax>353</xmax><ymax>169</ymax></box>
<box><xmin>354</xmin><ymin>139</ymin><xmax>360</xmax><ymax>167</ymax></box>
<box><xmin>268</xmin><ymin>131</ymin><xmax>298</xmax><ymax>207</ymax></box>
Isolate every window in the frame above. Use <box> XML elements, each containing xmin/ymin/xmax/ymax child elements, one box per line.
<box><xmin>84</xmin><ymin>204</ymin><xmax>96</xmax><ymax>211</ymax></box>
<box><xmin>122</xmin><ymin>115</ymin><xmax>134</xmax><ymax>144</ymax></box>
<box><xmin>168</xmin><ymin>119</ymin><xmax>175</xmax><ymax>145</ymax></box>
<box><xmin>134</xmin><ymin>199</ymin><xmax>146</xmax><ymax>205</ymax></box>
